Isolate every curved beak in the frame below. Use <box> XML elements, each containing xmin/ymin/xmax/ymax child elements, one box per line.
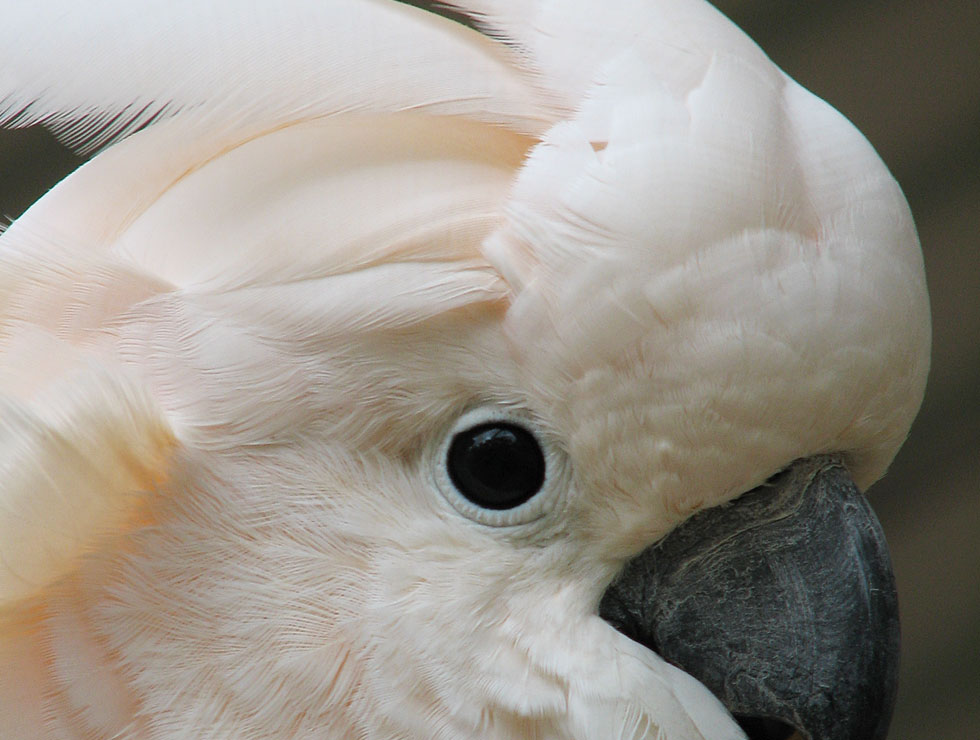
<box><xmin>599</xmin><ymin>456</ymin><xmax>900</xmax><ymax>740</ymax></box>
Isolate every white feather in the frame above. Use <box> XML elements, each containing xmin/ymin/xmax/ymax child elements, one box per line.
<box><xmin>0</xmin><ymin>364</ymin><xmax>173</xmax><ymax>605</ymax></box>
<box><xmin>0</xmin><ymin>1</ymin><xmax>927</xmax><ymax>738</ymax></box>
<box><xmin>0</xmin><ymin>0</ymin><xmax>553</xmax><ymax>151</ymax></box>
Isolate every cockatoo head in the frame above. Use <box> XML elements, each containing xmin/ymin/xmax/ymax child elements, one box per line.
<box><xmin>0</xmin><ymin>1</ymin><xmax>928</xmax><ymax>739</ymax></box>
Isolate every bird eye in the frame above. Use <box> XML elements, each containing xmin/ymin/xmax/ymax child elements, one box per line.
<box><xmin>447</xmin><ymin>422</ymin><xmax>546</xmax><ymax>510</ymax></box>
<box><xmin>435</xmin><ymin>408</ymin><xmax>564</xmax><ymax>527</ymax></box>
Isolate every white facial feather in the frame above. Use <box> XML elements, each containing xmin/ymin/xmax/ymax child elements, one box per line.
<box><xmin>0</xmin><ymin>0</ymin><xmax>927</xmax><ymax>738</ymax></box>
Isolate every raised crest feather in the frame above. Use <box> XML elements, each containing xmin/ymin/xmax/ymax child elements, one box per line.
<box><xmin>0</xmin><ymin>0</ymin><xmax>554</xmax><ymax>153</ymax></box>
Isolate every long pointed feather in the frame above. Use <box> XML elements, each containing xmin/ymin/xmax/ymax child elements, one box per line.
<box><xmin>0</xmin><ymin>0</ymin><xmax>553</xmax><ymax>152</ymax></box>
<box><xmin>440</xmin><ymin>0</ymin><xmax>762</xmax><ymax>107</ymax></box>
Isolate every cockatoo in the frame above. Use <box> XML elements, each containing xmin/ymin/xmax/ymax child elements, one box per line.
<box><xmin>0</xmin><ymin>0</ymin><xmax>929</xmax><ymax>738</ymax></box>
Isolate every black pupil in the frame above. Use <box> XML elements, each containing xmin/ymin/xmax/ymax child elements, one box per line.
<box><xmin>447</xmin><ymin>422</ymin><xmax>546</xmax><ymax>510</ymax></box>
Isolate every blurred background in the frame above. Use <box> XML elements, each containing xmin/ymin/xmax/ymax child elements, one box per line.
<box><xmin>1</xmin><ymin>1</ymin><xmax>977</xmax><ymax>738</ymax></box>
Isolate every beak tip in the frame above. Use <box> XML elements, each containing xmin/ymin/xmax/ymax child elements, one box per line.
<box><xmin>600</xmin><ymin>456</ymin><xmax>901</xmax><ymax>740</ymax></box>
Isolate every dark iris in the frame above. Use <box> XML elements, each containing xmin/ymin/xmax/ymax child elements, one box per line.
<box><xmin>447</xmin><ymin>422</ymin><xmax>546</xmax><ymax>510</ymax></box>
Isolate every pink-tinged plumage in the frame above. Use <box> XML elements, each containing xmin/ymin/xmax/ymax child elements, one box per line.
<box><xmin>0</xmin><ymin>1</ymin><xmax>928</xmax><ymax>738</ymax></box>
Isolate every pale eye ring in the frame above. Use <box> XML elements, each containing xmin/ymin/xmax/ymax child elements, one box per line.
<box><xmin>434</xmin><ymin>407</ymin><xmax>564</xmax><ymax>527</ymax></box>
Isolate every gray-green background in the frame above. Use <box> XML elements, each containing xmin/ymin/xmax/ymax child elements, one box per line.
<box><xmin>1</xmin><ymin>2</ymin><xmax>977</xmax><ymax>738</ymax></box>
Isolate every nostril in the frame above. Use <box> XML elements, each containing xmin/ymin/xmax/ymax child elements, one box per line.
<box><xmin>734</xmin><ymin>715</ymin><xmax>801</xmax><ymax>740</ymax></box>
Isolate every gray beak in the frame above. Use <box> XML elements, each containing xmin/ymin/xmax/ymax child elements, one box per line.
<box><xmin>599</xmin><ymin>456</ymin><xmax>900</xmax><ymax>740</ymax></box>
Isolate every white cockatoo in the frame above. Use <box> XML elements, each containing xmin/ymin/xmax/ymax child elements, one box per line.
<box><xmin>0</xmin><ymin>1</ymin><xmax>929</xmax><ymax>738</ymax></box>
